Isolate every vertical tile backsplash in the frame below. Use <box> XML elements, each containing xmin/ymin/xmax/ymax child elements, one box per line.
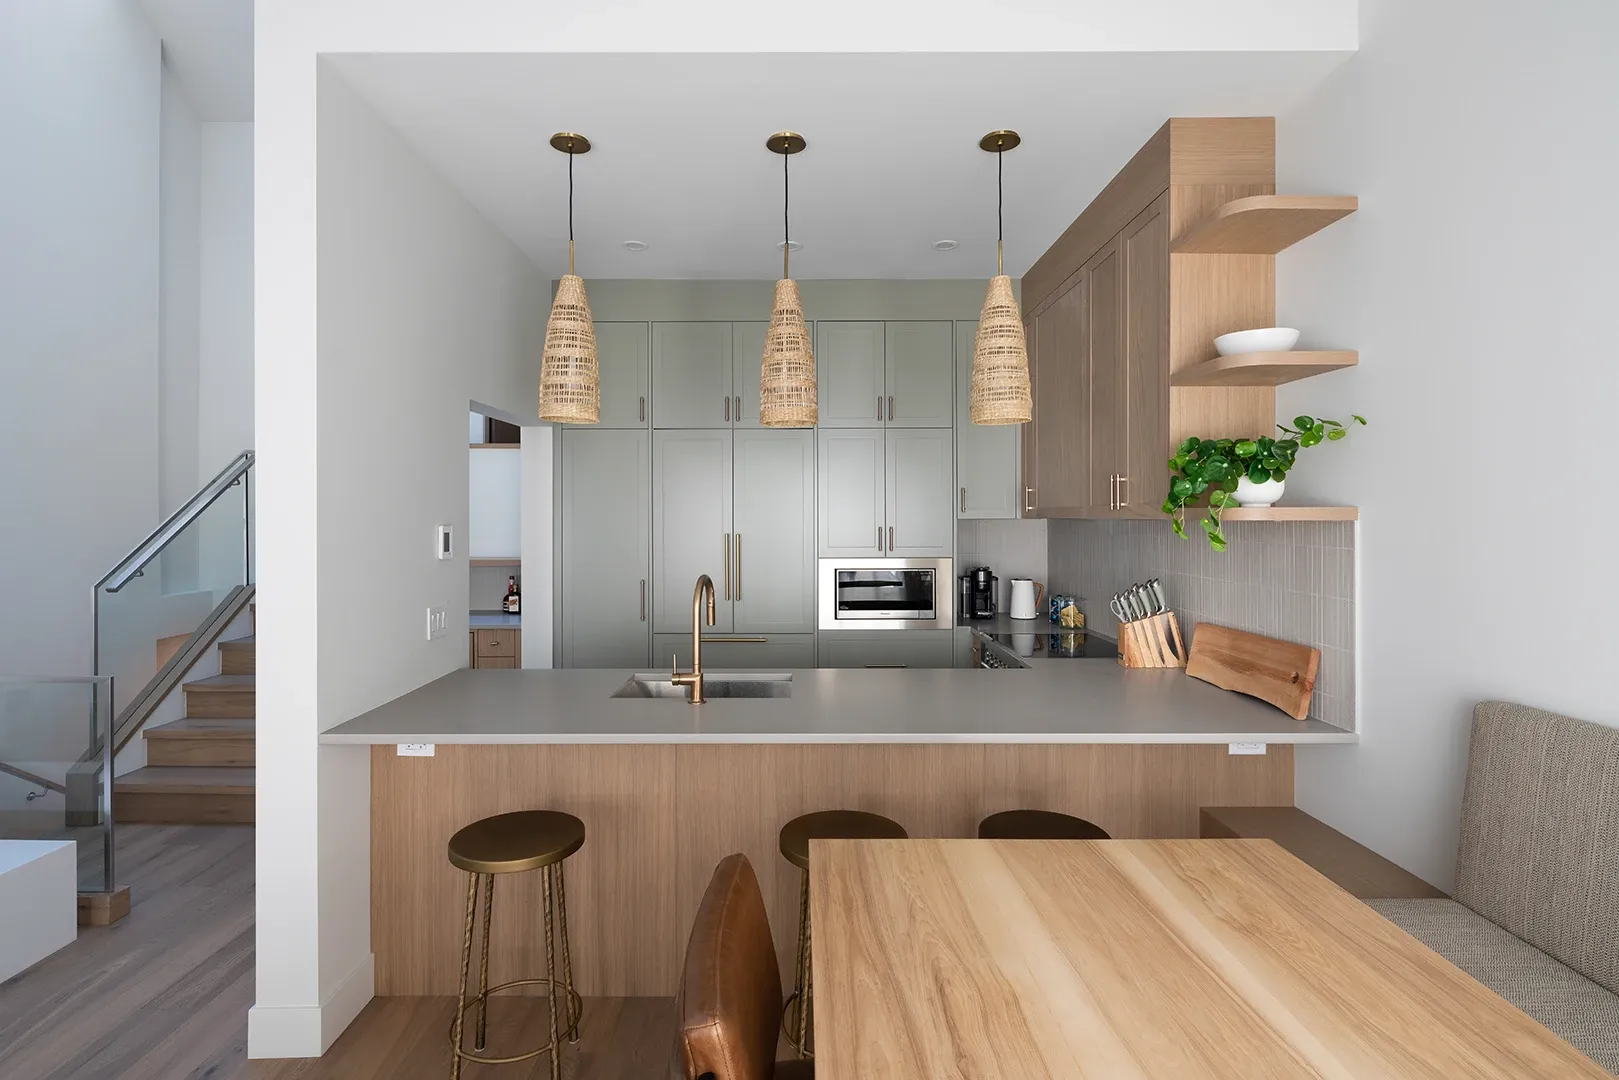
<box><xmin>1048</xmin><ymin>519</ymin><xmax>1357</xmax><ymax>731</ymax></box>
<box><xmin>956</xmin><ymin>519</ymin><xmax>1048</xmax><ymax>613</ymax></box>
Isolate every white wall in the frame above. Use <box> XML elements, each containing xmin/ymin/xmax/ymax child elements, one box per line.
<box><xmin>249</xmin><ymin>63</ymin><xmax>545</xmax><ymax>1055</ymax></box>
<box><xmin>0</xmin><ymin>2</ymin><xmax>161</xmax><ymax>677</ymax></box>
<box><xmin>160</xmin><ymin>63</ymin><xmax>204</xmax><ymax>594</ymax></box>
<box><xmin>254</xmin><ymin>1</ymin><xmax>1358</xmax><ymax>1056</ymax></box>
<box><xmin>1278</xmin><ymin>0</ymin><xmax>1619</xmax><ymax>890</ymax></box>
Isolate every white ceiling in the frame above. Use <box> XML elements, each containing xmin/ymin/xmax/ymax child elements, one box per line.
<box><xmin>138</xmin><ymin>0</ymin><xmax>254</xmax><ymax>121</ymax></box>
<box><xmin>328</xmin><ymin>51</ymin><xmax>1350</xmax><ymax>281</ymax></box>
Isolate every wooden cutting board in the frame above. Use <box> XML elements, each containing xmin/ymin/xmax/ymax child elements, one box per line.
<box><xmin>1186</xmin><ymin>624</ymin><xmax>1320</xmax><ymax>720</ymax></box>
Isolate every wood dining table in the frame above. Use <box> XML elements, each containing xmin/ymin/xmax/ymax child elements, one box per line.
<box><xmin>809</xmin><ymin>838</ymin><xmax>1611</xmax><ymax>1079</ymax></box>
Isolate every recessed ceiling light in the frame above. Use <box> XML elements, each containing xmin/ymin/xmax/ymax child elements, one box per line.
<box><xmin>622</xmin><ymin>240</ymin><xmax>649</xmax><ymax>251</ymax></box>
<box><xmin>933</xmin><ymin>240</ymin><xmax>960</xmax><ymax>251</ymax></box>
<box><xmin>776</xmin><ymin>239</ymin><xmax>803</xmax><ymax>252</ymax></box>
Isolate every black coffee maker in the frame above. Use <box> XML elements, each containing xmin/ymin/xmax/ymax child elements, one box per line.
<box><xmin>961</xmin><ymin>566</ymin><xmax>997</xmax><ymax>620</ymax></box>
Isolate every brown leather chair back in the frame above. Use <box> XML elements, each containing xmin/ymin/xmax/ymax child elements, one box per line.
<box><xmin>673</xmin><ymin>854</ymin><xmax>783</xmax><ymax>1080</ymax></box>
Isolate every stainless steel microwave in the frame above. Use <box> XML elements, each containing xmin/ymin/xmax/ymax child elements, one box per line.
<box><xmin>818</xmin><ymin>558</ymin><xmax>954</xmax><ymax>631</ymax></box>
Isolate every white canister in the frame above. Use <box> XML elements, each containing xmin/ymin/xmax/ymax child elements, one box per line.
<box><xmin>1009</xmin><ymin>579</ymin><xmax>1045</xmax><ymax>620</ymax></box>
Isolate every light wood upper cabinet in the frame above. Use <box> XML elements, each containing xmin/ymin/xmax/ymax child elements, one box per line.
<box><xmin>884</xmin><ymin>322</ymin><xmax>954</xmax><ymax>428</ymax></box>
<box><xmin>653</xmin><ymin>322</ymin><xmax>733</xmax><ymax>428</ymax></box>
<box><xmin>595</xmin><ymin>322</ymin><xmax>650</xmax><ymax>428</ymax></box>
<box><xmin>816</xmin><ymin>322</ymin><xmax>886</xmax><ymax>427</ymax></box>
<box><xmin>1019</xmin><ymin>119</ymin><xmax>1280</xmax><ymax>519</ymax></box>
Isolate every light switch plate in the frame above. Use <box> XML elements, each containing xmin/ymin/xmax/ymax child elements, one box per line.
<box><xmin>1228</xmin><ymin>742</ymin><xmax>1268</xmax><ymax>755</ymax></box>
<box><xmin>396</xmin><ymin>743</ymin><xmax>435</xmax><ymax>757</ymax></box>
<box><xmin>426</xmin><ymin>607</ymin><xmax>449</xmax><ymax>640</ymax></box>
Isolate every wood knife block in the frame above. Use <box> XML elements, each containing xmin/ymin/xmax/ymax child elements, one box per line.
<box><xmin>1118</xmin><ymin>611</ymin><xmax>1187</xmax><ymax>669</ymax></box>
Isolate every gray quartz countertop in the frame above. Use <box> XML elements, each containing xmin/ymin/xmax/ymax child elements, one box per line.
<box><xmin>469</xmin><ymin>613</ymin><xmax>522</xmax><ymax>629</ymax></box>
<box><xmin>319</xmin><ymin>663</ymin><xmax>1357</xmax><ymax>746</ymax></box>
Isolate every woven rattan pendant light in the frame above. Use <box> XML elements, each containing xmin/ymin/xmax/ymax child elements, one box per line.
<box><xmin>538</xmin><ymin>132</ymin><xmax>600</xmax><ymax>424</ymax></box>
<box><xmin>760</xmin><ymin>132</ymin><xmax>816</xmax><ymax>427</ymax></box>
<box><xmin>970</xmin><ymin>130</ymin><xmax>1032</xmax><ymax>425</ymax></box>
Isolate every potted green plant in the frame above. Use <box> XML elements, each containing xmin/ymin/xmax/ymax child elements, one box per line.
<box><xmin>1162</xmin><ymin>414</ymin><xmax>1366</xmax><ymax>551</ymax></box>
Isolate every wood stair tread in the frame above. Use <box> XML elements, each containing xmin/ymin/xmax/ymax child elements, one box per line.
<box><xmin>182</xmin><ymin>674</ymin><xmax>256</xmax><ymax>692</ymax></box>
<box><xmin>144</xmin><ymin>717</ymin><xmax>256</xmax><ymax>738</ymax></box>
<box><xmin>114</xmin><ymin>766</ymin><xmax>255</xmax><ymax>795</ymax></box>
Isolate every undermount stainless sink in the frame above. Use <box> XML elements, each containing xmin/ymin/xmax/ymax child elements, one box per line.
<box><xmin>611</xmin><ymin>673</ymin><xmax>793</xmax><ymax>700</ymax></box>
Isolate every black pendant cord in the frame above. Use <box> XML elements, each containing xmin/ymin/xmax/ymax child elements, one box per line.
<box><xmin>567</xmin><ymin>149</ymin><xmax>575</xmax><ymax>274</ymax></box>
<box><xmin>996</xmin><ymin>145</ymin><xmax>1005</xmax><ymax>276</ymax></box>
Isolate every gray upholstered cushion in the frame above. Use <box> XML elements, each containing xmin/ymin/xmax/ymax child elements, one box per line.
<box><xmin>1454</xmin><ymin>701</ymin><xmax>1619</xmax><ymax>993</ymax></box>
<box><xmin>1370</xmin><ymin>899</ymin><xmax>1619</xmax><ymax>1074</ymax></box>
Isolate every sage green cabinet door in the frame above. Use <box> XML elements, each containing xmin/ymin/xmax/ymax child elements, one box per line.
<box><xmin>885</xmin><ymin>321</ymin><xmax>954</xmax><ymax>427</ymax></box>
<box><xmin>652</xmin><ymin>430</ymin><xmax>734</xmax><ymax>634</ymax></box>
<box><xmin>560</xmin><ymin>429</ymin><xmax>650</xmax><ymax>668</ymax></box>
<box><xmin>733</xmin><ymin>430</ymin><xmax>816</xmax><ymax>633</ymax></box>
<box><xmin>653</xmin><ymin>322</ymin><xmax>733</xmax><ymax>428</ymax></box>
<box><xmin>731</xmin><ymin>322</ymin><xmax>763</xmax><ymax>430</ymax></box>
<box><xmin>954</xmin><ymin>319</ymin><xmax>1020</xmax><ymax>518</ymax></box>
<box><xmin>816</xmin><ymin>322</ymin><xmax>885</xmax><ymax>427</ymax></box>
<box><xmin>886</xmin><ymin>429</ymin><xmax>954</xmax><ymax>557</ymax></box>
<box><xmin>818</xmin><ymin>428</ymin><xmax>885</xmax><ymax>557</ymax></box>
<box><xmin>595</xmin><ymin>322</ymin><xmax>650</xmax><ymax>428</ymax></box>
<box><xmin>655</xmin><ymin>633</ymin><xmax>816</xmax><ymax>671</ymax></box>
<box><xmin>817</xmin><ymin>630</ymin><xmax>956</xmax><ymax>669</ymax></box>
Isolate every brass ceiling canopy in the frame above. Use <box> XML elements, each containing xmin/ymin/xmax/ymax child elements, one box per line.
<box><xmin>549</xmin><ymin>132</ymin><xmax>591</xmax><ymax>154</ymax></box>
<box><xmin>979</xmin><ymin>129</ymin><xmax>1021</xmax><ymax>153</ymax></box>
<box><xmin>766</xmin><ymin>131</ymin><xmax>807</xmax><ymax>155</ymax></box>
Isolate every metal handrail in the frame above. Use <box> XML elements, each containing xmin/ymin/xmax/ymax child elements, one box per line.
<box><xmin>98</xmin><ymin>450</ymin><xmax>254</xmax><ymax>594</ymax></box>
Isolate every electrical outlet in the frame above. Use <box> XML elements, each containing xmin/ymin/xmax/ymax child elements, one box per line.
<box><xmin>396</xmin><ymin>743</ymin><xmax>435</xmax><ymax>757</ymax></box>
<box><xmin>1228</xmin><ymin>742</ymin><xmax>1268</xmax><ymax>756</ymax></box>
<box><xmin>426</xmin><ymin>607</ymin><xmax>448</xmax><ymax>640</ymax></box>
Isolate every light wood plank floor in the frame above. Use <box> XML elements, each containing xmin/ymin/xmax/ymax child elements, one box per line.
<box><xmin>0</xmin><ymin>824</ymin><xmax>675</xmax><ymax>1079</ymax></box>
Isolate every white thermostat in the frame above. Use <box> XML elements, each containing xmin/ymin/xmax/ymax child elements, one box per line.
<box><xmin>436</xmin><ymin>524</ymin><xmax>454</xmax><ymax>560</ymax></box>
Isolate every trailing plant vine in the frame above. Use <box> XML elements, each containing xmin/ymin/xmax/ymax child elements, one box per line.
<box><xmin>1162</xmin><ymin>414</ymin><xmax>1366</xmax><ymax>551</ymax></box>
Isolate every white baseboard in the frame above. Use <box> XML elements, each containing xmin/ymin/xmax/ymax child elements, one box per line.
<box><xmin>247</xmin><ymin>952</ymin><xmax>375</xmax><ymax>1058</ymax></box>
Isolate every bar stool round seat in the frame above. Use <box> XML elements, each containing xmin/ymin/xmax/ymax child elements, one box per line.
<box><xmin>779</xmin><ymin>809</ymin><xmax>907</xmax><ymax>870</ymax></box>
<box><xmin>779</xmin><ymin>809</ymin><xmax>907</xmax><ymax>1059</ymax></box>
<box><xmin>448</xmin><ymin>810</ymin><xmax>585</xmax><ymax>874</ymax></box>
<box><xmin>445</xmin><ymin>809</ymin><xmax>586</xmax><ymax>1080</ymax></box>
<box><xmin>978</xmin><ymin>809</ymin><xmax>1110</xmax><ymax>840</ymax></box>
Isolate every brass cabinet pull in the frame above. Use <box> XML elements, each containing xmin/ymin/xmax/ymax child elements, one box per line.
<box><xmin>877</xmin><ymin>525</ymin><xmax>884</xmax><ymax>552</ymax></box>
<box><xmin>960</xmin><ymin>486</ymin><xmax>967</xmax><ymax>513</ymax></box>
<box><xmin>734</xmin><ymin>396</ymin><xmax>742</xmax><ymax>421</ymax></box>
<box><xmin>1117</xmin><ymin>475</ymin><xmax>1129</xmax><ymax>508</ymax></box>
<box><xmin>734</xmin><ymin>532</ymin><xmax>742</xmax><ymax>600</ymax></box>
<box><xmin>723</xmin><ymin>533</ymin><xmax>731</xmax><ymax>599</ymax></box>
<box><xmin>888</xmin><ymin>525</ymin><xmax>895</xmax><ymax>551</ymax></box>
<box><xmin>724</xmin><ymin>396</ymin><xmax>730</xmax><ymax>422</ymax></box>
<box><xmin>877</xmin><ymin>395</ymin><xmax>883</xmax><ymax>421</ymax></box>
<box><xmin>1024</xmin><ymin>487</ymin><xmax>1034</xmax><ymax>513</ymax></box>
<box><xmin>888</xmin><ymin>395</ymin><xmax>894</xmax><ymax>421</ymax></box>
<box><xmin>640</xmin><ymin>579</ymin><xmax>647</xmax><ymax>622</ymax></box>
<box><xmin>639</xmin><ymin>396</ymin><xmax>646</xmax><ymax>423</ymax></box>
<box><xmin>1108</xmin><ymin>475</ymin><xmax>1116</xmax><ymax>510</ymax></box>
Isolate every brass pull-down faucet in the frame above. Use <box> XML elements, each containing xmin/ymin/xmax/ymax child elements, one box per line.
<box><xmin>671</xmin><ymin>574</ymin><xmax>717</xmax><ymax>703</ymax></box>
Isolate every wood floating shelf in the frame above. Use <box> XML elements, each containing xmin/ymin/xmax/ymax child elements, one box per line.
<box><xmin>468</xmin><ymin>557</ymin><xmax>521</xmax><ymax>567</ymax></box>
<box><xmin>1172</xmin><ymin>350</ymin><xmax>1358</xmax><ymax>387</ymax></box>
<box><xmin>1219</xmin><ymin>506</ymin><xmax>1359</xmax><ymax>522</ymax></box>
<box><xmin>1172</xmin><ymin>195</ymin><xmax>1358</xmax><ymax>255</ymax></box>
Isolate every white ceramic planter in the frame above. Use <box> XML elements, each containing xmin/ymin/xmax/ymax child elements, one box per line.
<box><xmin>1234</xmin><ymin>476</ymin><xmax>1285</xmax><ymax>507</ymax></box>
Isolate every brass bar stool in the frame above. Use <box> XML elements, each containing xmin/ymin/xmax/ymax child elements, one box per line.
<box><xmin>778</xmin><ymin>809</ymin><xmax>907</xmax><ymax>1058</ymax></box>
<box><xmin>978</xmin><ymin>809</ymin><xmax>1110</xmax><ymax>840</ymax></box>
<box><xmin>447</xmin><ymin>809</ymin><xmax>585</xmax><ymax>1080</ymax></box>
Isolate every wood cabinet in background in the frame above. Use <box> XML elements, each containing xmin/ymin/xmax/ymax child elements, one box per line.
<box><xmin>470</xmin><ymin>628</ymin><xmax>521</xmax><ymax>669</ymax></box>
<box><xmin>1019</xmin><ymin>119</ymin><xmax>1276</xmax><ymax>519</ymax></box>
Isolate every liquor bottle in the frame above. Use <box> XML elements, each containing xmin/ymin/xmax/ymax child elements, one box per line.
<box><xmin>502</xmin><ymin>575</ymin><xmax>521</xmax><ymax>614</ymax></box>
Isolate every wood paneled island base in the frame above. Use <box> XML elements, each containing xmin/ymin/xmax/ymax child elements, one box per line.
<box><xmin>370</xmin><ymin>742</ymin><xmax>1292</xmax><ymax>996</ymax></box>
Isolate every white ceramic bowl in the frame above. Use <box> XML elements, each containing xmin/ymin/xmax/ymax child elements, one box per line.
<box><xmin>1213</xmin><ymin>327</ymin><xmax>1300</xmax><ymax>356</ymax></box>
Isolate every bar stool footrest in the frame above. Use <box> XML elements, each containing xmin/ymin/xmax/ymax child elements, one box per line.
<box><xmin>448</xmin><ymin>977</ymin><xmax>584</xmax><ymax>1066</ymax></box>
